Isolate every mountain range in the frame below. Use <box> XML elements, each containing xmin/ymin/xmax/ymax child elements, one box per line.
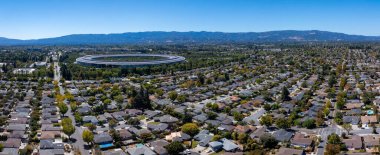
<box><xmin>1</xmin><ymin>30</ymin><xmax>380</xmax><ymax>45</ymax></box>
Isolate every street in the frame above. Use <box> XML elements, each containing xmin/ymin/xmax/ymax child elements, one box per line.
<box><xmin>54</xmin><ymin>60</ymin><xmax>89</xmax><ymax>155</ymax></box>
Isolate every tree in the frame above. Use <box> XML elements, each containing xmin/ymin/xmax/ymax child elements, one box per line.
<box><xmin>62</xmin><ymin>123</ymin><xmax>75</xmax><ymax>139</ymax></box>
<box><xmin>263</xmin><ymin>104</ymin><xmax>271</xmax><ymax>111</ymax></box>
<box><xmin>362</xmin><ymin>92</ymin><xmax>375</xmax><ymax>105</ymax></box>
<box><xmin>342</xmin><ymin>123</ymin><xmax>352</xmax><ymax>135</ymax></box>
<box><xmin>103</xmin><ymin>99</ymin><xmax>112</xmax><ymax>104</ymax></box>
<box><xmin>339</xmin><ymin>77</ymin><xmax>347</xmax><ymax>90</ymax></box>
<box><xmin>0</xmin><ymin>117</ymin><xmax>7</xmax><ymax>126</ymax></box>
<box><xmin>280</xmin><ymin>87</ymin><xmax>291</xmax><ymax>101</ymax></box>
<box><xmin>302</xmin><ymin>119</ymin><xmax>316</xmax><ymax>129</ymax></box>
<box><xmin>260</xmin><ymin>115</ymin><xmax>273</xmax><ymax>127</ymax></box>
<box><xmin>336</xmin><ymin>97</ymin><xmax>345</xmax><ymax>110</ymax></box>
<box><xmin>127</xmin><ymin>118</ymin><xmax>140</xmax><ymax>125</ymax></box>
<box><xmin>110</xmin><ymin>129</ymin><xmax>122</xmax><ymax>147</ymax></box>
<box><xmin>327</xmin><ymin>133</ymin><xmax>341</xmax><ymax>144</ymax></box>
<box><xmin>316</xmin><ymin>110</ymin><xmax>325</xmax><ymax>127</ymax></box>
<box><xmin>261</xmin><ymin>91</ymin><xmax>273</xmax><ymax>102</ymax></box>
<box><xmin>181</xmin><ymin>109</ymin><xmax>193</xmax><ymax>123</ymax></box>
<box><xmin>140</xmin><ymin>132</ymin><xmax>152</xmax><ymax>143</ymax></box>
<box><xmin>211</xmin><ymin>135</ymin><xmax>222</xmax><ymax>141</ymax></box>
<box><xmin>168</xmin><ymin>91</ymin><xmax>178</xmax><ymax>101</ymax></box>
<box><xmin>325</xmin><ymin>144</ymin><xmax>341</xmax><ymax>155</ymax></box>
<box><xmin>84</xmin><ymin>123</ymin><xmax>97</xmax><ymax>131</ymax></box>
<box><xmin>301</xmin><ymin>81</ymin><xmax>307</xmax><ymax>88</ymax></box>
<box><xmin>233</xmin><ymin>111</ymin><xmax>244</xmax><ymax>121</ymax></box>
<box><xmin>325</xmin><ymin>133</ymin><xmax>344</xmax><ymax>155</ymax></box>
<box><xmin>372</xmin><ymin>124</ymin><xmax>377</xmax><ymax>134</ymax></box>
<box><xmin>260</xmin><ymin>134</ymin><xmax>278</xmax><ymax>149</ymax></box>
<box><xmin>328</xmin><ymin>75</ymin><xmax>337</xmax><ymax>88</ymax></box>
<box><xmin>82</xmin><ymin>130</ymin><xmax>94</xmax><ymax>145</ymax></box>
<box><xmin>114</xmin><ymin>95</ymin><xmax>124</xmax><ymax>104</ymax></box>
<box><xmin>109</xmin><ymin>119</ymin><xmax>118</xmax><ymax>128</ymax></box>
<box><xmin>74</xmin><ymin>113</ymin><xmax>82</xmax><ymax>124</ymax></box>
<box><xmin>88</xmin><ymin>96</ymin><xmax>96</xmax><ymax>105</ymax></box>
<box><xmin>19</xmin><ymin>144</ymin><xmax>33</xmax><ymax>155</ymax></box>
<box><xmin>61</xmin><ymin>117</ymin><xmax>72</xmax><ymax>126</ymax></box>
<box><xmin>238</xmin><ymin>133</ymin><xmax>248</xmax><ymax>144</ymax></box>
<box><xmin>177</xmin><ymin>94</ymin><xmax>186</xmax><ymax>103</ymax></box>
<box><xmin>130</xmin><ymin>86</ymin><xmax>152</xmax><ymax>110</ymax></box>
<box><xmin>70</xmin><ymin>102</ymin><xmax>77</xmax><ymax>112</ymax></box>
<box><xmin>275</xmin><ymin>118</ymin><xmax>291</xmax><ymax>129</ymax></box>
<box><xmin>58</xmin><ymin>102</ymin><xmax>68</xmax><ymax>116</ymax></box>
<box><xmin>181</xmin><ymin>123</ymin><xmax>199</xmax><ymax>137</ymax></box>
<box><xmin>165</xmin><ymin>141</ymin><xmax>185</xmax><ymax>155</ymax></box>
<box><xmin>326</xmin><ymin>100</ymin><xmax>332</xmax><ymax>109</ymax></box>
<box><xmin>155</xmin><ymin>89</ymin><xmax>164</xmax><ymax>98</ymax></box>
<box><xmin>61</xmin><ymin>118</ymin><xmax>75</xmax><ymax>139</ymax></box>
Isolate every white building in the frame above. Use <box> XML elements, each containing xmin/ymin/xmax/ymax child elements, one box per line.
<box><xmin>13</xmin><ymin>68</ymin><xmax>36</xmax><ymax>74</ymax></box>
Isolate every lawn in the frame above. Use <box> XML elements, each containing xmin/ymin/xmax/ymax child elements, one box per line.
<box><xmin>148</xmin><ymin>122</ymin><xmax>160</xmax><ymax>125</ymax></box>
<box><xmin>191</xmin><ymin>140</ymin><xmax>198</xmax><ymax>148</ymax></box>
<box><xmin>137</xmin><ymin>115</ymin><xmax>146</xmax><ymax>120</ymax></box>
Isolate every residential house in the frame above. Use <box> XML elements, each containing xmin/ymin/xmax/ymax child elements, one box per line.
<box><xmin>126</xmin><ymin>144</ymin><xmax>156</xmax><ymax>155</ymax></box>
<box><xmin>94</xmin><ymin>133</ymin><xmax>114</xmax><ymax>149</ymax></box>
<box><xmin>361</xmin><ymin>116</ymin><xmax>378</xmax><ymax>128</ymax></box>
<box><xmin>276</xmin><ymin>147</ymin><xmax>305</xmax><ymax>155</ymax></box>
<box><xmin>165</xmin><ymin>132</ymin><xmax>191</xmax><ymax>142</ymax></box>
<box><xmin>272</xmin><ymin>129</ymin><xmax>293</xmax><ymax>142</ymax></box>
<box><xmin>221</xmin><ymin>138</ymin><xmax>240</xmax><ymax>152</ymax></box>
<box><xmin>149</xmin><ymin>139</ymin><xmax>169</xmax><ymax>155</ymax></box>
<box><xmin>363</xmin><ymin>135</ymin><xmax>380</xmax><ymax>152</ymax></box>
<box><xmin>250</xmin><ymin>126</ymin><xmax>267</xmax><ymax>140</ymax></box>
<box><xmin>343</xmin><ymin>116</ymin><xmax>360</xmax><ymax>125</ymax></box>
<box><xmin>343</xmin><ymin>136</ymin><xmax>363</xmax><ymax>150</ymax></box>
<box><xmin>290</xmin><ymin>133</ymin><xmax>313</xmax><ymax>148</ymax></box>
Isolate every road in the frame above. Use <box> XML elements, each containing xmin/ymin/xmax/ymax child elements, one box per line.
<box><xmin>54</xmin><ymin>60</ymin><xmax>89</xmax><ymax>155</ymax></box>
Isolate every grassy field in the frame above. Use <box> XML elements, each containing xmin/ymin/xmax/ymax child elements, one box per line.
<box><xmin>94</xmin><ymin>56</ymin><xmax>166</xmax><ymax>62</ymax></box>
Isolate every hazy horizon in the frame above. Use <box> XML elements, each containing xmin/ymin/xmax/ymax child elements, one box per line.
<box><xmin>2</xmin><ymin>30</ymin><xmax>380</xmax><ymax>41</ymax></box>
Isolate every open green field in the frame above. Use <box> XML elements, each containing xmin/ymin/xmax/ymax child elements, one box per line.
<box><xmin>94</xmin><ymin>56</ymin><xmax>166</xmax><ymax>62</ymax></box>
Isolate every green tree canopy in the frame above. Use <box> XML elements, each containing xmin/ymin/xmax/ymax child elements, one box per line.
<box><xmin>165</xmin><ymin>141</ymin><xmax>185</xmax><ymax>155</ymax></box>
<box><xmin>181</xmin><ymin>123</ymin><xmax>199</xmax><ymax>137</ymax></box>
<box><xmin>260</xmin><ymin>115</ymin><xmax>273</xmax><ymax>127</ymax></box>
<box><xmin>275</xmin><ymin>118</ymin><xmax>291</xmax><ymax>129</ymax></box>
<box><xmin>281</xmin><ymin>87</ymin><xmax>291</xmax><ymax>101</ymax></box>
<box><xmin>260</xmin><ymin>134</ymin><xmax>278</xmax><ymax>149</ymax></box>
<box><xmin>168</xmin><ymin>91</ymin><xmax>178</xmax><ymax>101</ymax></box>
<box><xmin>302</xmin><ymin>119</ymin><xmax>316</xmax><ymax>129</ymax></box>
<box><xmin>58</xmin><ymin>102</ymin><xmax>68</xmax><ymax>116</ymax></box>
<box><xmin>82</xmin><ymin>130</ymin><xmax>94</xmax><ymax>145</ymax></box>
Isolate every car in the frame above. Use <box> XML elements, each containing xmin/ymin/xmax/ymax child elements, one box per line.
<box><xmin>318</xmin><ymin>143</ymin><xmax>324</xmax><ymax>148</ymax></box>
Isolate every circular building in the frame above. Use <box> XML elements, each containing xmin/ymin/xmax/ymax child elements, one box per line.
<box><xmin>75</xmin><ymin>54</ymin><xmax>186</xmax><ymax>68</ymax></box>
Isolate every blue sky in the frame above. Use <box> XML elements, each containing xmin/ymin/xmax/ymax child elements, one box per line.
<box><xmin>1</xmin><ymin>0</ymin><xmax>380</xmax><ymax>39</ymax></box>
